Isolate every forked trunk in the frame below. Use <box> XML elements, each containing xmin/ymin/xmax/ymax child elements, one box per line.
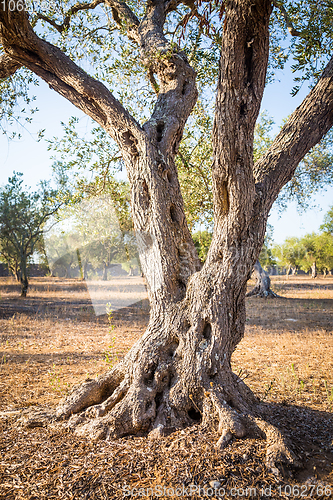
<box><xmin>247</xmin><ymin>260</ymin><xmax>278</xmax><ymax>298</ymax></box>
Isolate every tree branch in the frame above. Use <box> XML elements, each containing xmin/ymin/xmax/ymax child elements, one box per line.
<box><xmin>36</xmin><ymin>0</ymin><xmax>140</xmax><ymax>43</ymax></box>
<box><xmin>105</xmin><ymin>0</ymin><xmax>140</xmax><ymax>42</ymax></box>
<box><xmin>0</xmin><ymin>51</ymin><xmax>21</xmax><ymax>79</ymax></box>
<box><xmin>35</xmin><ymin>0</ymin><xmax>104</xmax><ymax>33</ymax></box>
<box><xmin>139</xmin><ymin>0</ymin><xmax>197</xmax><ymax>155</ymax></box>
<box><xmin>209</xmin><ymin>0</ymin><xmax>271</xmax><ymax>245</ymax></box>
<box><xmin>254</xmin><ymin>55</ymin><xmax>333</xmax><ymax>214</ymax></box>
<box><xmin>0</xmin><ymin>2</ymin><xmax>145</xmax><ymax>158</ymax></box>
<box><xmin>272</xmin><ymin>1</ymin><xmax>304</xmax><ymax>38</ymax></box>
<box><xmin>164</xmin><ymin>0</ymin><xmax>195</xmax><ymax>14</ymax></box>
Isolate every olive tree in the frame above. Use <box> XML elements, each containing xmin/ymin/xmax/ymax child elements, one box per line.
<box><xmin>0</xmin><ymin>172</ymin><xmax>61</xmax><ymax>296</ymax></box>
<box><xmin>1</xmin><ymin>0</ymin><xmax>333</xmax><ymax>475</ymax></box>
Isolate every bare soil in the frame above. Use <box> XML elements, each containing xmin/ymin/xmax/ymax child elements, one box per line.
<box><xmin>0</xmin><ymin>276</ymin><xmax>332</xmax><ymax>499</ymax></box>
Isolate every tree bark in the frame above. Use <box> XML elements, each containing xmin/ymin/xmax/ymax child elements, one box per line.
<box><xmin>3</xmin><ymin>0</ymin><xmax>333</xmax><ymax>477</ymax></box>
<box><xmin>20</xmin><ymin>256</ymin><xmax>28</xmax><ymax>297</ymax></box>
<box><xmin>247</xmin><ymin>260</ymin><xmax>278</xmax><ymax>298</ymax></box>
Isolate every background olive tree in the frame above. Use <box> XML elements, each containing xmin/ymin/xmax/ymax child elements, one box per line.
<box><xmin>0</xmin><ymin>172</ymin><xmax>62</xmax><ymax>296</ymax></box>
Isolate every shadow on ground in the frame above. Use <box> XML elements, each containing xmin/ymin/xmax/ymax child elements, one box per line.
<box><xmin>260</xmin><ymin>401</ymin><xmax>333</xmax><ymax>482</ymax></box>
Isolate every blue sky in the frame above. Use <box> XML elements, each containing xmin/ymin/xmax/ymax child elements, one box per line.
<box><xmin>0</xmin><ymin>64</ymin><xmax>332</xmax><ymax>244</ymax></box>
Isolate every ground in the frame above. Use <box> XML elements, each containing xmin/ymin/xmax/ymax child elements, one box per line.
<box><xmin>0</xmin><ymin>275</ymin><xmax>332</xmax><ymax>499</ymax></box>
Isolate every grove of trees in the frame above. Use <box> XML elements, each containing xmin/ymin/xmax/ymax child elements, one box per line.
<box><xmin>1</xmin><ymin>0</ymin><xmax>333</xmax><ymax>475</ymax></box>
<box><xmin>44</xmin><ymin>193</ymin><xmax>140</xmax><ymax>280</ymax></box>
<box><xmin>272</xmin><ymin>212</ymin><xmax>333</xmax><ymax>278</ymax></box>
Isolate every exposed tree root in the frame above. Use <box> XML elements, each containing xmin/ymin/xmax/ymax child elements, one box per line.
<box><xmin>252</xmin><ymin>412</ymin><xmax>302</xmax><ymax>477</ymax></box>
<box><xmin>246</xmin><ymin>285</ymin><xmax>280</xmax><ymax>298</ymax></box>
<box><xmin>16</xmin><ymin>359</ymin><xmax>301</xmax><ymax>478</ymax></box>
<box><xmin>15</xmin><ymin>295</ymin><xmax>301</xmax><ymax>478</ymax></box>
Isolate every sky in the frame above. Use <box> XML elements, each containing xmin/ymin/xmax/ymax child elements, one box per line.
<box><xmin>0</xmin><ymin>61</ymin><xmax>332</xmax><ymax>245</ymax></box>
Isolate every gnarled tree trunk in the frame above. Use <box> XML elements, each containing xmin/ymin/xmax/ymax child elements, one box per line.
<box><xmin>247</xmin><ymin>260</ymin><xmax>278</xmax><ymax>298</ymax></box>
<box><xmin>2</xmin><ymin>0</ymin><xmax>333</xmax><ymax>477</ymax></box>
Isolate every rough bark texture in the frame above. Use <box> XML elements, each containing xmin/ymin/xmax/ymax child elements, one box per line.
<box><xmin>246</xmin><ymin>260</ymin><xmax>278</xmax><ymax>298</ymax></box>
<box><xmin>2</xmin><ymin>0</ymin><xmax>333</xmax><ymax>477</ymax></box>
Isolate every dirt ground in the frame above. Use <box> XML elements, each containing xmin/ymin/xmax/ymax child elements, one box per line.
<box><xmin>0</xmin><ymin>275</ymin><xmax>332</xmax><ymax>499</ymax></box>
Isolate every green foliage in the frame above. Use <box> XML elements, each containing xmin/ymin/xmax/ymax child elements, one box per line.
<box><xmin>192</xmin><ymin>230</ymin><xmax>212</xmax><ymax>263</ymax></box>
<box><xmin>177</xmin><ymin>103</ymin><xmax>213</xmax><ymax>230</ymax></box>
<box><xmin>253</xmin><ymin>112</ymin><xmax>274</xmax><ymax>163</ymax></box>
<box><xmin>259</xmin><ymin>224</ymin><xmax>277</xmax><ymax>269</ymax></box>
<box><xmin>270</xmin><ymin>1</ymin><xmax>333</xmax><ymax>92</ymax></box>
<box><xmin>312</xmin><ymin>232</ymin><xmax>333</xmax><ymax>273</ymax></box>
<box><xmin>0</xmin><ymin>63</ymin><xmax>41</xmax><ymax>138</ymax></box>
<box><xmin>2</xmin><ymin>0</ymin><xmax>333</xmax><ymax>275</ymax></box>
<box><xmin>2</xmin><ymin>0</ymin><xmax>333</xmax><ymax>132</ymax></box>
<box><xmin>277</xmin><ymin>129</ymin><xmax>333</xmax><ymax>212</ymax></box>
<box><xmin>272</xmin><ymin>231</ymin><xmax>333</xmax><ymax>274</ymax></box>
<box><xmin>272</xmin><ymin>236</ymin><xmax>306</xmax><ymax>271</ymax></box>
<box><xmin>320</xmin><ymin>205</ymin><xmax>333</xmax><ymax>234</ymax></box>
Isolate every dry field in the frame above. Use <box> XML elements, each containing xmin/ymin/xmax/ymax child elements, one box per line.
<box><xmin>0</xmin><ymin>275</ymin><xmax>332</xmax><ymax>499</ymax></box>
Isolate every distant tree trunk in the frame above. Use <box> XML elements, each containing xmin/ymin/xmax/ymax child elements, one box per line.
<box><xmin>323</xmin><ymin>268</ymin><xmax>327</xmax><ymax>278</ymax></box>
<box><xmin>20</xmin><ymin>256</ymin><xmax>29</xmax><ymax>297</ymax></box>
<box><xmin>286</xmin><ymin>265</ymin><xmax>297</xmax><ymax>276</ymax></box>
<box><xmin>311</xmin><ymin>262</ymin><xmax>317</xmax><ymax>279</ymax></box>
<box><xmin>102</xmin><ymin>261</ymin><xmax>107</xmax><ymax>281</ymax></box>
<box><xmin>83</xmin><ymin>261</ymin><xmax>88</xmax><ymax>280</ymax></box>
<box><xmin>247</xmin><ymin>260</ymin><xmax>278</xmax><ymax>298</ymax></box>
<box><xmin>76</xmin><ymin>249</ymin><xmax>84</xmax><ymax>280</ymax></box>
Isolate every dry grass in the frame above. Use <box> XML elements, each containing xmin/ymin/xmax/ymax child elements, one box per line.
<box><xmin>0</xmin><ymin>276</ymin><xmax>333</xmax><ymax>499</ymax></box>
